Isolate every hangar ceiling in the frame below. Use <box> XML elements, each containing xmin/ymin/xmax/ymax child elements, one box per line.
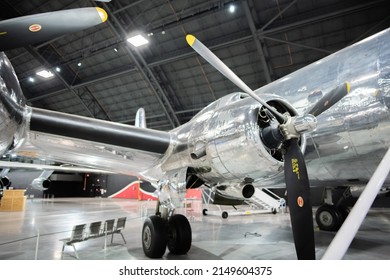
<box><xmin>1</xmin><ymin>0</ymin><xmax>390</xmax><ymax>130</ymax></box>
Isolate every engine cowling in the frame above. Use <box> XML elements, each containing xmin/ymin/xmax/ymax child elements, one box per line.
<box><xmin>31</xmin><ymin>177</ymin><xmax>51</xmax><ymax>191</ymax></box>
<box><xmin>186</xmin><ymin>92</ymin><xmax>304</xmax><ymax>185</ymax></box>
<box><xmin>216</xmin><ymin>183</ymin><xmax>255</xmax><ymax>200</ymax></box>
<box><xmin>0</xmin><ymin>176</ymin><xmax>11</xmax><ymax>188</ymax></box>
<box><xmin>0</xmin><ymin>52</ymin><xmax>26</xmax><ymax>156</ymax></box>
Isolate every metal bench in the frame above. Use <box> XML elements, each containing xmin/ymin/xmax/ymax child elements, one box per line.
<box><xmin>60</xmin><ymin>217</ymin><xmax>127</xmax><ymax>258</ymax></box>
<box><xmin>111</xmin><ymin>217</ymin><xmax>127</xmax><ymax>244</ymax></box>
<box><xmin>60</xmin><ymin>224</ymin><xmax>87</xmax><ymax>259</ymax></box>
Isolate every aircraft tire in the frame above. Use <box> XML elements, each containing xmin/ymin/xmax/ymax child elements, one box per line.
<box><xmin>167</xmin><ymin>214</ymin><xmax>192</xmax><ymax>255</ymax></box>
<box><xmin>222</xmin><ymin>211</ymin><xmax>228</xmax><ymax>219</ymax></box>
<box><xmin>142</xmin><ymin>215</ymin><xmax>167</xmax><ymax>258</ymax></box>
<box><xmin>315</xmin><ymin>204</ymin><xmax>341</xmax><ymax>231</ymax></box>
<box><xmin>202</xmin><ymin>209</ymin><xmax>208</xmax><ymax>216</ymax></box>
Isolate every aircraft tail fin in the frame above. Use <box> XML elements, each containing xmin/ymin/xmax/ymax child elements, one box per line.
<box><xmin>135</xmin><ymin>108</ymin><xmax>147</xmax><ymax>128</ymax></box>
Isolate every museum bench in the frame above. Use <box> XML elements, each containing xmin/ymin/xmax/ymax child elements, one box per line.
<box><xmin>60</xmin><ymin>217</ymin><xmax>127</xmax><ymax>259</ymax></box>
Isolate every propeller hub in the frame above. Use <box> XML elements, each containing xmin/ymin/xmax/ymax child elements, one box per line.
<box><xmin>280</xmin><ymin>114</ymin><xmax>317</xmax><ymax>140</ymax></box>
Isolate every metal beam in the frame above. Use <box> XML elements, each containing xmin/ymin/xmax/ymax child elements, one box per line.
<box><xmin>260</xmin><ymin>0</ymin><xmax>298</xmax><ymax>32</ymax></box>
<box><xmin>102</xmin><ymin>2</ymin><xmax>180</xmax><ymax>128</ymax></box>
<box><xmin>26</xmin><ymin>30</ymin><xmax>333</xmax><ymax>103</ymax></box>
<box><xmin>25</xmin><ymin>46</ymin><xmax>111</xmax><ymax>121</ymax></box>
<box><xmin>243</xmin><ymin>0</ymin><xmax>272</xmax><ymax>83</ymax></box>
<box><xmin>262</xmin><ymin>35</ymin><xmax>332</xmax><ymax>54</ymax></box>
<box><xmin>112</xmin><ymin>0</ymin><xmax>147</xmax><ymax>15</ymax></box>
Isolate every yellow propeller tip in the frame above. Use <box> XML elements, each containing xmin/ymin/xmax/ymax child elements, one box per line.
<box><xmin>96</xmin><ymin>7</ymin><xmax>108</xmax><ymax>23</ymax></box>
<box><xmin>186</xmin><ymin>34</ymin><xmax>196</xmax><ymax>46</ymax></box>
<box><xmin>346</xmin><ymin>81</ymin><xmax>351</xmax><ymax>94</ymax></box>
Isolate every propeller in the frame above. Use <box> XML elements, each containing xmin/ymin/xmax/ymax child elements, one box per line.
<box><xmin>186</xmin><ymin>34</ymin><xmax>286</xmax><ymax>124</ymax></box>
<box><xmin>308</xmin><ymin>82</ymin><xmax>350</xmax><ymax>117</ymax></box>
<box><xmin>0</xmin><ymin>7</ymin><xmax>108</xmax><ymax>51</ymax></box>
<box><xmin>186</xmin><ymin>34</ymin><xmax>350</xmax><ymax>259</ymax></box>
<box><xmin>283</xmin><ymin>137</ymin><xmax>315</xmax><ymax>259</ymax></box>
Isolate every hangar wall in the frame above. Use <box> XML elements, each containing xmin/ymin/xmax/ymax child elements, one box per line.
<box><xmin>2</xmin><ymin>169</ymin><xmax>388</xmax><ymax>207</ymax></box>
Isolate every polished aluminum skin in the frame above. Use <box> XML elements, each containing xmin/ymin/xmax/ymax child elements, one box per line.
<box><xmin>254</xmin><ymin>29</ymin><xmax>390</xmax><ymax>185</ymax></box>
<box><xmin>0</xmin><ymin>53</ymin><xmax>26</xmax><ymax>155</ymax></box>
<box><xmin>1</xmin><ymin>28</ymin><xmax>390</xmax><ymax>202</ymax></box>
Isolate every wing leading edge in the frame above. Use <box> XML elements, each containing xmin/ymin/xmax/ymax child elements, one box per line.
<box><xmin>30</xmin><ymin>107</ymin><xmax>170</xmax><ymax>154</ymax></box>
<box><xmin>10</xmin><ymin>106</ymin><xmax>172</xmax><ymax>178</ymax></box>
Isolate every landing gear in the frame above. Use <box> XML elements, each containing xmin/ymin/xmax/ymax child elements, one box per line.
<box><xmin>142</xmin><ymin>215</ymin><xmax>167</xmax><ymax>258</ymax></box>
<box><xmin>167</xmin><ymin>214</ymin><xmax>192</xmax><ymax>254</ymax></box>
<box><xmin>315</xmin><ymin>204</ymin><xmax>342</xmax><ymax>231</ymax></box>
<box><xmin>315</xmin><ymin>187</ymin><xmax>351</xmax><ymax>231</ymax></box>
<box><xmin>142</xmin><ymin>213</ymin><xmax>192</xmax><ymax>258</ymax></box>
<box><xmin>315</xmin><ymin>204</ymin><xmax>350</xmax><ymax>231</ymax></box>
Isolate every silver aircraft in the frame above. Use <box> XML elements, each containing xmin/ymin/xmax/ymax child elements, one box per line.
<box><xmin>0</xmin><ymin>7</ymin><xmax>389</xmax><ymax>260</ymax></box>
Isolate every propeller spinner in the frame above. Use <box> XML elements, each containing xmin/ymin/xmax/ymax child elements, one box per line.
<box><xmin>186</xmin><ymin>34</ymin><xmax>350</xmax><ymax>260</ymax></box>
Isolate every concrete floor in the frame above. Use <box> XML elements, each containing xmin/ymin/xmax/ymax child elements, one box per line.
<box><xmin>0</xmin><ymin>197</ymin><xmax>389</xmax><ymax>260</ymax></box>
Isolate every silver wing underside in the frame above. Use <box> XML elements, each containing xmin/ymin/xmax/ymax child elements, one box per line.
<box><xmin>0</xmin><ymin>160</ymin><xmax>115</xmax><ymax>174</ymax></box>
<box><xmin>12</xmin><ymin>130</ymin><xmax>165</xmax><ymax>181</ymax></box>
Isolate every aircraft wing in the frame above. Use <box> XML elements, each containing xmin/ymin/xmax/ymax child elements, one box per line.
<box><xmin>10</xmin><ymin>107</ymin><xmax>172</xmax><ymax>180</ymax></box>
<box><xmin>0</xmin><ymin>161</ymin><xmax>115</xmax><ymax>174</ymax></box>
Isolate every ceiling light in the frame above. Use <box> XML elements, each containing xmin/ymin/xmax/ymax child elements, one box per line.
<box><xmin>114</xmin><ymin>48</ymin><xmax>118</xmax><ymax>52</ymax></box>
<box><xmin>36</xmin><ymin>70</ymin><xmax>54</xmax><ymax>78</ymax></box>
<box><xmin>28</xmin><ymin>77</ymin><xmax>35</xmax><ymax>82</ymax></box>
<box><xmin>77</xmin><ymin>62</ymin><xmax>82</xmax><ymax>67</ymax></box>
<box><xmin>229</xmin><ymin>4</ymin><xmax>236</xmax><ymax>13</ymax></box>
<box><xmin>127</xmin><ymin>34</ymin><xmax>149</xmax><ymax>47</ymax></box>
<box><xmin>55</xmin><ymin>67</ymin><xmax>61</xmax><ymax>72</ymax></box>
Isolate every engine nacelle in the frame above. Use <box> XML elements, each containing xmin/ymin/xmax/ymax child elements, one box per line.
<box><xmin>31</xmin><ymin>177</ymin><xmax>51</xmax><ymax>191</ymax></box>
<box><xmin>0</xmin><ymin>52</ymin><xmax>26</xmax><ymax>156</ymax></box>
<box><xmin>216</xmin><ymin>183</ymin><xmax>255</xmax><ymax>200</ymax></box>
<box><xmin>184</xmin><ymin>92</ymin><xmax>303</xmax><ymax>185</ymax></box>
<box><xmin>0</xmin><ymin>176</ymin><xmax>11</xmax><ymax>188</ymax></box>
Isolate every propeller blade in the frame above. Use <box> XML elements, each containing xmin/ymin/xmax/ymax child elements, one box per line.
<box><xmin>308</xmin><ymin>82</ymin><xmax>350</xmax><ymax>117</ymax></box>
<box><xmin>284</xmin><ymin>138</ymin><xmax>315</xmax><ymax>260</ymax></box>
<box><xmin>0</xmin><ymin>7</ymin><xmax>108</xmax><ymax>51</ymax></box>
<box><xmin>186</xmin><ymin>34</ymin><xmax>286</xmax><ymax>123</ymax></box>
